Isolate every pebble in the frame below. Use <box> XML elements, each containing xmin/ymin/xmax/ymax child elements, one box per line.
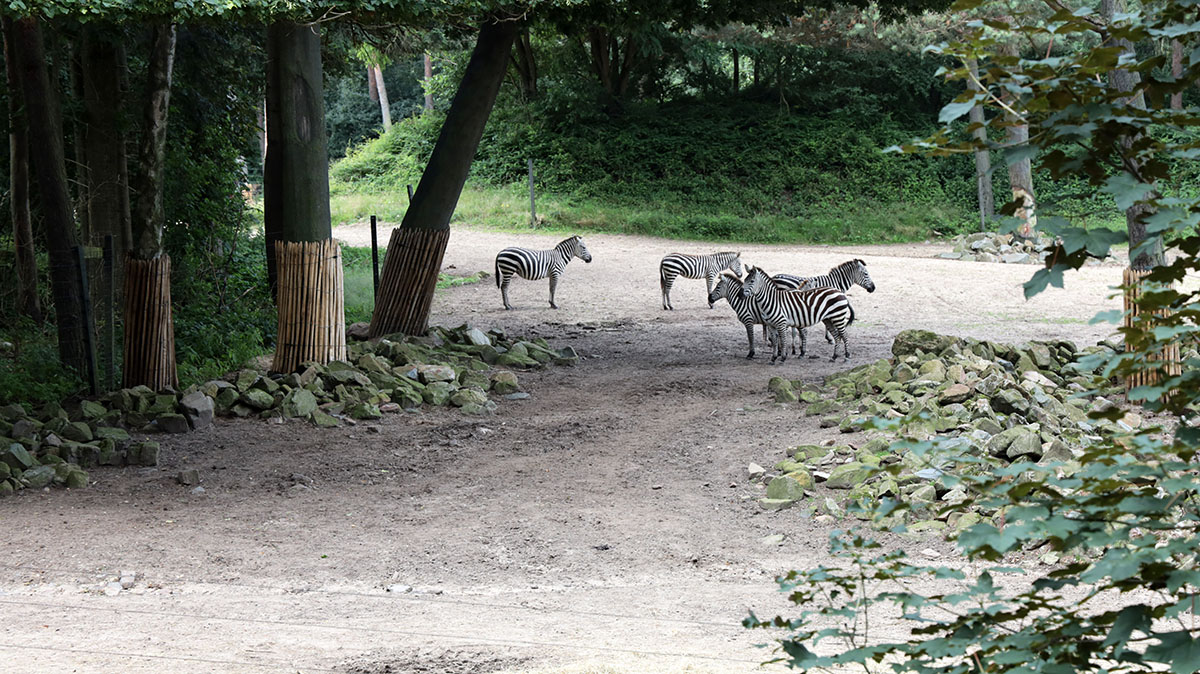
<box><xmin>103</xmin><ymin>582</ymin><xmax>122</xmax><ymax>596</ymax></box>
<box><xmin>761</xmin><ymin>534</ymin><xmax>786</xmax><ymax>546</ymax></box>
<box><xmin>119</xmin><ymin>576</ymin><xmax>136</xmax><ymax>589</ymax></box>
<box><xmin>386</xmin><ymin>584</ymin><xmax>413</xmax><ymax>594</ymax></box>
<box><xmin>503</xmin><ymin>393</ymin><xmax>531</xmax><ymax>401</ymax></box>
<box><xmin>191</xmin><ymin>486</ymin><xmax>206</xmax><ymax>495</ymax></box>
<box><xmin>920</xmin><ymin>548</ymin><xmax>941</xmax><ymax>559</ymax></box>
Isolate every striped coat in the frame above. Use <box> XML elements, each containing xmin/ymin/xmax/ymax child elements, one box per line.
<box><xmin>494</xmin><ymin>235</ymin><xmax>593</xmax><ymax>310</ymax></box>
<box><xmin>659</xmin><ymin>252</ymin><xmax>742</xmax><ymax>310</ymax></box>
<box><xmin>742</xmin><ymin>266</ymin><xmax>855</xmax><ymax>364</ymax></box>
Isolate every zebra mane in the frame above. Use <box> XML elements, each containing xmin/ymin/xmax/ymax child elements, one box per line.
<box><xmin>556</xmin><ymin>236</ymin><xmax>580</xmax><ymax>252</ymax></box>
<box><xmin>832</xmin><ymin>259</ymin><xmax>863</xmax><ymax>274</ymax></box>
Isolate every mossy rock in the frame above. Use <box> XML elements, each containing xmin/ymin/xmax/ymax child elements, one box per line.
<box><xmin>825</xmin><ymin>462</ymin><xmax>874</xmax><ymax>489</ymax></box>
<box><xmin>766</xmin><ymin>471</ymin><xmax>813</xmax><ymax>501</ymax></box>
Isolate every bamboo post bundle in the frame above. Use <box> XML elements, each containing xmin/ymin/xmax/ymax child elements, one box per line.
<box><xmin>122</xmin><ymin>254</ymin><xmax>177</xmax><ymax>390</ymax></box>
<box><xmin>368</xmin><ymin>227</ymin><xmax>451</xmax><ymax>338</ymax></box>
<box><xmin>1123</xmin><ymin>267</ymin><xmax>1181</xmax><ymax>392</ymax></box>
<box><xmin>272</xmin><ymin>239</ymin><xmax>346</xmax><ymax>373</ymax></box>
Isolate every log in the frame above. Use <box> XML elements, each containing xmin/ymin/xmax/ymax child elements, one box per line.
<box><xmin>272</xmin><ymin>239</ymin><xmax>346</xmax><ymax>373</ymax></box>
<box><xmin>368</xmin><ymin>227</ymin><xmax>450</xmax><ymax>338</ymax></box>
<box><xmin>1123</xmin><ymin>267</ymin><xmax>1181</xmax><ymax>392</ymax></box>
<box><xmin>122</xmin><ymin>255</ymin><xmax>177</xmax><ymax>390</ymax></box>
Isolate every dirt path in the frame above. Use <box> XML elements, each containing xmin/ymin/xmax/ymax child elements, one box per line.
<box><xmin>0</xmin><ymin>225</ymin><xmax>1122</xmax><ymax>673</ymax></box>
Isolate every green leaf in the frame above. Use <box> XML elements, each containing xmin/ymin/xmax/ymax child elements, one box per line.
<box><xmin>1103</xmin><ymin>173</ymin><xmax>1155</xmax><ymax>211</ymax></box>
<box><xmin>1144</xmin><ymin>631</ymin><xmax>1200</xmax><ymax>673</ymax></box>
<box><xmin>938</xmin><ymin>96</ymin><xmax>982</xmax><ymax>123</ymax></box>
<box><xmin>1090</xmin><ymin>309</ymin><xmax>1123</xmax><ymax>324</ymax></box>
<box><xmin>1023</xmin><ymin>265</ymin><xmax>1066</xmax><ymax>299</ymax></box>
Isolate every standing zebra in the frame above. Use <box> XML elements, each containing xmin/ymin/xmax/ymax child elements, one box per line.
<box><xmin>494</xmin><ymin>235</ymin><xmax>593</xmax><ymax>310</ymax></box>
<box><xmin>707</xmin><ymin>272</ymin><xmax>772</xmax><ymax>359</ymax></box>
<box><xmin>772</xmin><ymin>259</ymin><xmax>874</xmax><ymax>345</ymax></box>
<box><xmin>660</xmin><ymin>252</ymin><xmax>743</xmax><ymax>310</ymax></box>
<box><xmin>742</xmin><ymin>266</ymin><xmax>854</xmax><ymax>364</ymax></box>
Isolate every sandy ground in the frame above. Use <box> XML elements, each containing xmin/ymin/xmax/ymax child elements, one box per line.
<box><xmin>0</xmin><ymin>224</ymin><xmax>1124</xmax><ymax>673</ymax></box>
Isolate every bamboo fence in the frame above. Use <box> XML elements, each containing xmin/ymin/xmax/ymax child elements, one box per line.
<box><xmin>1123</xmin><ymin>267</ymin><xmax>1181</xmax><ymax>391</ymax></box>
<box><xmin>369</xmin><ymin>227</ymin><xmax>450</xmax><ymax>338</ymax></box>
<box><xmin>122</xmin><ymin>254</ymin><xmax>177</xmax><ymax>390</ymax></box>
<box><xmin>272</xmin><ymin>239</ymin><xmax>346</xmax><ymax>373</ymax></box>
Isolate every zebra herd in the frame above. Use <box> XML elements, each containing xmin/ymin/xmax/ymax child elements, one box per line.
<box><xmin>492</xmin><ymin>236</ymin><xmax>875</xmax><ymax>365</ymax></box>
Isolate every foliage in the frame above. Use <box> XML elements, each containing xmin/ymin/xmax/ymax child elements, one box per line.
<box><xmin>340</xmin><ymin>245</ymin><xmax>489</xmax><ymax>324</ymax></box>
<box><xmin>748</xmin><ymin>0</ymin><xmax>1200</xmax><ymax>671</ymax></box>
<box><xmin>325</xmin><ymin>57</ymin><xmax>430</xmax><ymax>159</ymax></box>
<box><xmin>0</xmin><ymin>318</ymin><xmax>83</xmax><ymax>407</ymax></box>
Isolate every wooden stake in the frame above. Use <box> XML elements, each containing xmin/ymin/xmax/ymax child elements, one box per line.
<box><xmin>1123</xmin><ymin>267</ymin><xmax>1181</xmax><ymax>392</ymax></box>
<box><xmin>272</xmin><ymin>239</ymin><xmax>346</xmax><ymax>373</ymax></box>
<box><xmin>122</xmin><ymin>255</ymin><xmax>177</xmax><ymax>390</ymax></box>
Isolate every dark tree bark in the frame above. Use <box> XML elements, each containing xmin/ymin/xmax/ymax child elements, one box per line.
<box><xmin>264</xmin><ymin>20</ymin><xmax>332</xmax><ymax>297</ymax></box>
<box><xmin>1102</xmin><ymin>0</ymin><xmax>1164</xmax><ymax>270</ymax></box>
<box><xmin>586</xmin><ymin>27</ymin><xmax>636</xmax><ymax>102</ymax></box>
<box><xmin>82</xmin><ymin>26</ymin><xmax>130</xmax><ymax>258</ymax></box>
<box><xmin>732</xmin><ymin>48</ymin><xmax>739</xmax><ymax>94</ymax></box>
<box><xmin>967</xmin><ymin>59</ymin><xmax>994</xmax><ymax>231</ymax></box>
<box><xmin>510</xmin><ymin>30</ymin><xmax>536</xmax><ymax>99</ymax></box>
<box><xmin>367</xmin><ymin>65</ymin><xmax>378</xmax><ymax>102</ymax></box>
<box><xmin>2</xmin><ymin>17</ymin><xmax>41</xmax><ymax>324</ymax></box>
<box><xmin>124</xmin><ymin>23</ymin><xmax>177</xmax><ymax>390</ymax></box>
<box><xmin>370</xmin><ymin>18</ymin><xmax>519</xmax><ymax>338</ymax></box>
<box><xmin>11</xmin><ymin>17</ymin><xmax>88</xmax><ymax>371</ymax></box>
<box><xmin>70</xmin><ymin>48</ymin><xmax>90</xmax><ymax>241</ymax></box>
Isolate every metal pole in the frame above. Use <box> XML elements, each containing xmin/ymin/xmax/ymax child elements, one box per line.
<box><xmin>406</xmin><ymin>184</ymin><xmax>414</xmax><ymax>202</ymax></box>
<box><xmin>102</xmin><ymin>235</ymin><xmax>115</xmax><ymax>391</ymax></box>
<box><xmin>75</xmin><ymin>246</ymin><xmax>99</xmax><ymax>395</ymax></box>
<box><xmin>370</xmin><ymin>214</ymin><xmax>380</xmax><ymax>298</ymax></box>
<box><xmin>527</xmin><ymin>158</ymin><xmax>537</xmax><ymax>225</ymax></box>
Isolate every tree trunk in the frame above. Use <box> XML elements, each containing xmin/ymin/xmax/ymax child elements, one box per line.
<box><xmin>264</xmin><ymin>21</ymin><xmax>342</xmax><ymax>371</ymax></box>
<box><xmin>370</xmin><ymin>18</ymin><xmax>519</xmax><ymax>338</ymax></box>
<box><xmin>1102</xmin><ymin>0</ymin><xmax>1164</xmax><ymax>270</ymax></box>
<box><xmin>1171</xmin><ymin>39</ymin><xmax>1183</xmax><ymax>110</ymax></box>
<box><xmin>375</xmin><ymin>65</ymin><xmax>391</xmax><ymax>131</ymax></box>
<box><xmin>424</xmin><ymin>53</ymin><xmax>434</xmax><ymax>110</ymax></box>
<box><xmin>124</xmin><ymin>23</ymin><xmax>177</xmax><ymax>390</ymax></box>
<box><xmin>510</xmin><ymin>31</ymin><xmax>536</xmax><ymax>100</ymax></box>
<box><xmin>967</xmin><ymin>59</ymin><xmax>994</xmax><ymax>231</ymax></box>
<box><xmin>11</xmin><ymin>17</ymin><xmax>88</xmax><ymax>372</ymax></box>
<box><xmin>2</xmin><ymin>18</ymin><xmax>41</xmax><ymax>324</ymax></box>
<box><xmin>587</xmin><ymin>27</ymin><xmax>614</xmax><ymax>96</ymax></box>
<box><xmin>732</xmin><ymin>48</ymin><xmax>739</xmax><ymax>94</ymax></box>
<box><xmin>367</xmin><ymin>65</ymin><xmax>378</xmax><ymax>102</ymax></box>
<box><xmin>1000</xmin><ymin>44</ymin><xmax>1035</xmax><ymax>240</ymax></box>
<box><xmin>70</xmin><ymin>48</ymin><xmax>90</xmax><ymax>242</ymax></box>
<box><xmin>82</xmin><ymin>27</ymin><xmax>129</xmax><ymax>260</ymax></box>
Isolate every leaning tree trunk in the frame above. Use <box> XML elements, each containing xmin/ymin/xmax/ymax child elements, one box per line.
<box><xmin>967</xmin><ymin>59</ymin><xmax>994</xmax><ymax>231</ymax></box>
<box><xmin>423</xmin><ymin>53</ymin><xmax>434</xmax><ymax>110</ymax></box>
<box><xmin>369</xmin><ymin>18</ymin><xmax>519</xmax><ymax>338</ymax></box>
<box><xmin>374</xmin><ymin>65</ymin><xmax>392</xmax><ymax>131</ymax></box>
<box><xmin>2</xmin><ymin>18</ymin><xmax>41</xmax><ymax>324</ymax></box>
<box><xmin>11</xmin><ymin>17</ymin><xmax>89</xmax><ymax>372</ymax></box>
<box><xmin>124</xmin><ymin>23</ymin><xmax>177</xmax><ymax>390</ymax></box>
<box><xmin>265</xmin><ymin>21</ymin><xmax>344</xmax><ymax>373</ymax></box>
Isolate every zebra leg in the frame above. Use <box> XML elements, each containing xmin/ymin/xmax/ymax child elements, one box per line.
<box><xmin>501</xmin><ymin>274</ymin><xmax>513</xmax><ymax>310</ymax></box>
<box><xmin>824</xmin><ymin>328</ymin><xmax>834</xmax><ymax>345</ymax></box>
<box><xmin>770</xmin><ymin>323</ymin><xmax>788</xmax><ymax>364</ymax></box>
<box><xmin>706</xmin><ymin>273</ymin><xmax>716</xmax><ymax>308</ymax></box>
<box><xmin>795</xmin><ymin>327</ymin><xmax>804</xmax><ymax>355</ymax></box>
<box><xmin>548</xmin><ymin>273</ymin><xmax>560</xmax><ymax>309</ymax></box>
<box><xmin>744</xmin><ymin>322</ymin><xmax>755</xmax><ymax>359</ymax></box>
<box><xmin>799</xmin><ymin>327</ymin><xmax>808</xmax><ymax>358</ymax></box>
<box><xmin>662</xmin><ymin>275</ymin><xmax>673</xmax><ymax>311</ymax></box>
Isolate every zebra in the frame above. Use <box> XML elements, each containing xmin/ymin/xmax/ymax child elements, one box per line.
<box><xmin>494</xmin><ymin>235</ymin><xmax>593</xmax><ymax>310</ymax></box>
<box><xmin>742</xmin><ymin>265</ymin><xmax>854</xmax><ymax>364</ymax></box>
<box><xmin>659</xmin><ymin>251</ymin><xmax>743</xmax><ymax>310</ymax></box>
<box><xmin>771</xmin><ymin>259</ymin><xmax>874</xmax><ymax>346</ymax></box>
<box><xmin>707</xmin><ymin>272</ymin><xmax>774</xmax><ymax>359</ymax></box>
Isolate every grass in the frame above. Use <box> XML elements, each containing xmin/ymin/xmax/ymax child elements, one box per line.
<box><xmin>331</xmin><ymin>182</ymin><xmax>977</xmax><ymax>245</ymax></box>
<box><xmin>342</xmin><ymin>246</ymin><xmax>490</xmax><ymax>324</ymax></box>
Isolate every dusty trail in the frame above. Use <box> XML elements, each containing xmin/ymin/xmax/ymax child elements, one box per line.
<box><xmin>0</xmin><ymin>224</ymin><xmax>1122</xmax><ymax>673</ymax></box>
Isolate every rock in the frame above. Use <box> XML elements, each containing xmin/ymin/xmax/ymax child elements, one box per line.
<box><xmin>10</xmin><ymin>419</ymin><xmax>37</xmax><ymax>439</ymax></box>
<box><xmin>356</xmin><ymin>353</ymin><xmax>392</xmax><ymax>374</ymax></box>
<box><xmin>312</xmin><ymin>411</ymin><xmax>339</xmax><ymax>428</ymax></box>
<box><xmin>825</xmin><ymin>462</ymin><xmax>873</xmax><ymax>489</ymax></box>
<box><xmin>759</xmin><ymin>498</ymin><xmax>796</xmax><ymax>511</ymax></box>
<box><xmin>991</xmin><ymin>388</ymin><xmax>1030</xmax><ymax>415</ymax></box>
<box><xmin>0</xmin><ymin>404</ymin><xmax>26</xmax><ymax>422</ymax></box>
<box><xmin>459</xmin><ymin>401</ymin><xmax>497</xmax><ymax>415</ymax></box>
<box><xmin>20</xmin><ymin>465</ymin><xmax>54</xmax><ymax>489</ymax></box>
<box><xmin>422</xmin><ymin>381</ymin><xmax>455</xmax><ymax>406</ymax></box>
<box><xmin>65</xmin><ymin>470</ymin><xmax>88</xmax><ymax>489</ymax></box>
<box><xmin>240</xmin><ymin>389</ymin><xmax>275</xmax><ymax>410</ymax></box>
<box><xmin>450</xmin><ymin>389</ymin><xmax>488</xmax><ymax>408</ymax></box>
<box><xmin>94</xmin><ymin>426</ymin><xmax>131</xmax><ymax>443</ymax></box>
<box><xmin>280</xmin><ymin>389</ymin><xmax>319</xmax><ymax>418</ymax></box>
<box><xmin>61</xmin><ymin>421</ymin><xmax>94</xmax><ymax>443</ymax></box>
<box><xmin>464</xmin><ymin>328</ymin><xmax>491</xmax><ymax>346</ymax></box>
<box><xmin>348</xmin><ymin>403</ymin><xmax>383</xmax><ymax>420</ymax></box>
<box><xmin>417</xmin><ymin>364</ymin><xmax>457</xmax><ymax>384</ymax></box>
<box><xmin>346</xmin><ymin>322</ymin><xmax>371</xmax><ymax>341</ymax></box>
<box><xmin>747</xmin><ymin>463</ymin><xmax>766</xmax><ymax>481</ymax></box>
<box><xmin>918</xmin><ymin>359</ymin><xmax>947</xmax><ymax>382</ymax></box>
<box><xmin>892</xmin><ymin>330</ymin><xmax>961</xmax><ymax>357</ymax></box>
<box><xmin>767</xmin><ymin>470</ymin><xmax>813</xmax><ymax>499</ymax></box>
<box><xmin>3</xmin><ymin>443</ymin><xmax>36</xmax><ymax>470</ymax></box>
<box><xmin>1002</xmin><ymin>252</ymin><xmax>1031</xmax><ymax>264</ymax></box>
<box><xmin>502</xmin><ymin>393</ymin><xmax>530</xmax><ymax>401</ymax></box>
<box><xmin>937</xmin><ymin>252</ymin><xmax>963</xmax><ymax>260</ymax></box>
<box><xmin>0</xmin><ymin>480</ymin><xmax>12</xmax><ymax>496</ymax></box>
<box><xmin>80</xmin><ymin>400</ymin><xmax>107</xmax><ymax>419</ymax></box>
<box><xmin>155</xmin><ymin>414</ymin><xmax>190</xmax><ymax>434</ymax></box>
<box><xmin>490</xmin><ymin>371</ymin><xmax>520</xmax><ymax>394</ymax></box>
<box><xmin>176</xmin><ymin>469</ymin><xmax>200</xmax><ymax>486</ymax></box>
<box><xmin>939</xmin><ymin>383</ymin><xmax>972</xmax><ymax>405</ymax></box>
<box><xmin>130</xmin><ymin>441</ymin><xmax>160</xmax><ymax>466</ymax></box>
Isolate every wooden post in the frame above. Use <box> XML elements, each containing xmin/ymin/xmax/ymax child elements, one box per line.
<box><xmin>272</xmin><ymin>239</ymin><xmax>346</xmax><ymax>374</ymax></box>
<box><xmin>1123</xmin><ymin>267</ymin><xmax>1181</xmax><ymax>392</ymax></box>
<box><xmin>76</xmin><ymin>246</ymin><xmax>99</xmax><ymax>395</ymax></box>
<box><xmin>527</xmin><ymin>158</ymin><xmax>537</xmax><ymax>225</ymax></box>
<box><xmin>406</xmin><ymin>183</ymin><xmax>414</xmax><ymax>202</ymax></box>
<box><xmin>102</xmin><ymin>234</ymin><xmax>115</xmax><ymax>391</ymax></box>
<box><xmin>370</xmin><ymin>214</ymin><xmax>380</xmax><ymax>298</ymax></box>
<box><xmin>122</xmin><ymin>255</ymin><xmax>177</xmax><ymax>390</ymax></box>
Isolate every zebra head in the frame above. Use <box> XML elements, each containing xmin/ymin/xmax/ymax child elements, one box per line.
<box><xmin>852</xmin><ymin>259</ymin><xmax>875</xmax><ymax>293</ymax></box>
<box><xmin>729</xmin><ymin>253</ymin><xmax>743</xmax><ymax>278</ymax></box>
<box><xmin>565</xmin><ymin>235</ymin><xmax>592</xmax><ymax>263</ymax></box>
<box><xmin>741</xmin><ymin>266</ymin><xmax>768</xmax><ymax>299</ymax></box>
<box><xmin>709</xmin><ymin>272</ymin><xmax>740</xmax><ymax>305</ymax></box>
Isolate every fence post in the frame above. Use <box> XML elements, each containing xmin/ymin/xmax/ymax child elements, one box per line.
<box><xmin>370</xmin><ymin>214</ymin><xmax>380</xmax><ymax>299</ymax></box>
<box><xmin>102</xmin><ymin>235</ymin><xmax>115</xmax><ymax>391</ymax></box>
<box><xmin>406</xmin><ymin>184</ymin><xmax>414</xmax><ymax>202</ymax></box>
<box><xmin>75</xmin><ymin>246</ymin><xmax>99</xmax><ymax>395</ymax></box>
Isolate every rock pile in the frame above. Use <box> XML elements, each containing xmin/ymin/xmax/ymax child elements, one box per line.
<box><xmin>937</xmin><ymin>231</ymin><xmax>1056</xmax><ymax>264</ymax></box>
<box><xmin>758</xmin><ymin>329</ymin><xmax>1144</xmax><ymax>533</ymax></box>
<box><xmin>0</xmin><ymin>324</ymin><xmax>577</xmax><ymax>496</ymax></box>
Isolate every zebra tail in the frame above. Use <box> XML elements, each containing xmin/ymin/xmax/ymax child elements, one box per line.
<box><xmin>847</xmin><ymin>304</ymin><xmax>856</xmax><ymax>327</ymax></box>
<box><xmin>495</xmin><ymin>256</ymin><xmax>501</xmax><ymax>288</ymax></box>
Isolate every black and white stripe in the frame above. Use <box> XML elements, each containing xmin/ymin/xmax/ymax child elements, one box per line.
<box><xmin>495</xmin><ymin>235</ymin><xmax>593</xmax><ymax>310</ymax></box>
<box><xmin>660</xmin><ymin>252</ymin><xmax>743</xmax><ymax>310</ymax></box>
<box><xmin>708</xmin><ymin>273</ymin><xmax>772</xmax><ymax>359</ymax></box>
<box><xmin>771</xmin><ymin>259</ymin><xmax>874</xmax><ymax>345</ymax></box>
<box><xmin>742</xmin><ymin>266</ymin><xmax>855</xmax><ymax>364</ymax></box>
